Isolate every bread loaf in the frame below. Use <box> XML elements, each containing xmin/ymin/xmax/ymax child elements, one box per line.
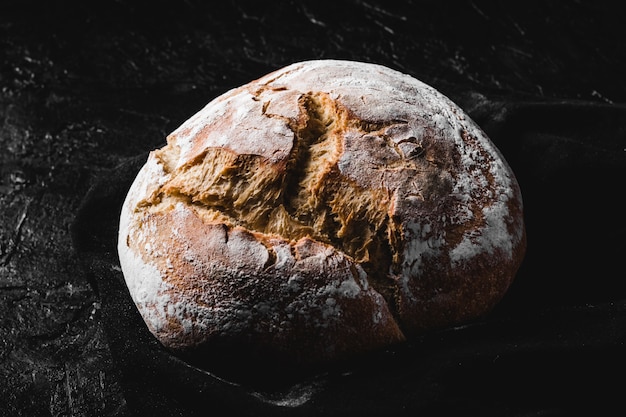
<box><xmin>118</xmin><ymin>60</ymin><xmax>526</xmax><ymax>375</ymax></box>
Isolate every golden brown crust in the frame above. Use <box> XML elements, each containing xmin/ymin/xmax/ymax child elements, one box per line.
<box><xmin>118</xmin><ymin>60</ymin><xmax>526</xmax><ymax>369</ymax></box>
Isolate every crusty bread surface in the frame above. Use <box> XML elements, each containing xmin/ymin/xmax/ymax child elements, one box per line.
<box><xmin>118</xmin><ymin>60</ymin><xmax>526</xmax><ymax>372</ymax></box>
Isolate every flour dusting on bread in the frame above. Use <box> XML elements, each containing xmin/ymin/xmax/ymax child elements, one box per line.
<box><xmin>118</xmin><ymin>60</ymin><xmax>526</xmax><ymax>370</ymax></box>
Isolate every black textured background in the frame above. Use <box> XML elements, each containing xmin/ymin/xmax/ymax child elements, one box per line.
<box><xmin>1</xmin><ymin>1</ymin><xmax>625</xmax><ymax>416</ymax></box>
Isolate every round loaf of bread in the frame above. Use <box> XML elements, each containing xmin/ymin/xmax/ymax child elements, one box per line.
<box><xmin>118</xmin><ymin>60</ymin><xmax>525</xmax><ymax>375</ymax></box>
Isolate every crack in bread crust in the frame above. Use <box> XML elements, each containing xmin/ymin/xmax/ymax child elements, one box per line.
<box><xmin>137</xmin><ymin>91</ymin><xmax>418</xmax><ymax>313</ymax></box>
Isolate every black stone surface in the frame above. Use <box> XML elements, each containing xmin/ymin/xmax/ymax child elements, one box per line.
<box><xmin>1</xmin><ymin>1</ymin><xmax>625</xmax><ymax>416</ymax></box>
